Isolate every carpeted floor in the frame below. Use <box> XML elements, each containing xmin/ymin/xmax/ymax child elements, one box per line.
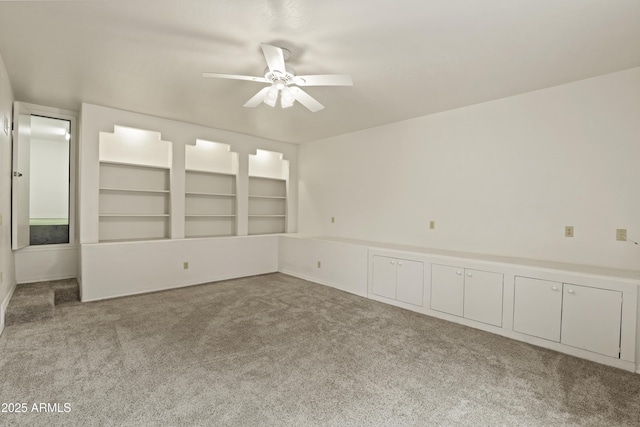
<box><xmin>1</xmin><ymin>273</ymin><xmax>639</xmax><ymax>426</ymax></box>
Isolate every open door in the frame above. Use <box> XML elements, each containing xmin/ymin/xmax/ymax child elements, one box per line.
<box><xmin>12</xmin><ymin>101</ymin><xmax>31</xmax><ymax>250</ymax></box>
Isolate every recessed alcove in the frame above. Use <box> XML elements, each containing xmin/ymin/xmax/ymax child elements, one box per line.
<box><xmin>98</xmin><ymin>126</ymin><xmax>172</xmax><ymax>242</ymax></box>
<box><xmin>184</xmin><ymin>140</ymin><xmax>239</xmax><ymax>238</ymax></box>
<box><xmin>248</xmin><ymin>149</ymin><xmax>289</xmax><ymax>235</ymax></box>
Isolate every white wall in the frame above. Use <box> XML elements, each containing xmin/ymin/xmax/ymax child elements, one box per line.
<box><xmin>30</xmin><ymin>137</ymin><xmax>69</xmax><ymax>219</ymax></box>
<box><xmin>0</xmin><ymin>53</ymin><xmax>15</xmax><ymax>332</ymax></box>
<box><xmin>278</xmin><ymin>235</ymin><xmax>368</xmax><ymax>297</ymax></box>
<box><xmin>15</xmin><ymin>245</ymin><xmax>77</xmax><ymax>283</ymax></box>
<box><xmin>299</xmin><ymin>67</ymin><xmax>640</xmax><ymax>271</ymax></box>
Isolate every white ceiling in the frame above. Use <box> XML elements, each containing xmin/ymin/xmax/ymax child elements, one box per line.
<box><xmin>0</xmin><ymin>1</ymin><xmax>638</xmax><ymax>144</ymax></box>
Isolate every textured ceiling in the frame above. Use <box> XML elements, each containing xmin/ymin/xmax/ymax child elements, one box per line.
<box><xmin>0</xmin><ymin>0</ymin><xmax>638</xmax><ymax>143</ymax></box>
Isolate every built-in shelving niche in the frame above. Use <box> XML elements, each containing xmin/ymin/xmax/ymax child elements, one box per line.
<box><xmin>248</xmin><ymin>149</ymin><xmax>289</xmax><ymax>235</ymax></box>
<box><xmin>98</xmin><ymin>126</ymin><xmax>172</xmax><ymax>242</ymax></box>
<box><xmin>185</xmin><ymin>139</ymin><xmax>238</xmax><ymax>238</ymax></box>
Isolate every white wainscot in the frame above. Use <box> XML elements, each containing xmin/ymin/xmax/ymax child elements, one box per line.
<box><xmin>81</xmin><ymin>235</ymin><xmax>278</xmax><ymax>301</ymax></box>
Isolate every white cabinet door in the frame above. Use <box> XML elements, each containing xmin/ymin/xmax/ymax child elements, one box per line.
<box><xmin>561</xmin><ymin>283</ymin><xmax>622</xmax><ymax>358</ymax></box>
<box><xmin>372</xmin><ymin>256</ymin><xmax>396</xmax><ymax>299</ymax></box>
<box><xmin>513</xmin><ymin>277</ymin><xmax>562</xmax><ymax>341</ymax></box>
<box><xmin>396</xmin><ymin>259</ymin><xmax>424</xmax><ymax>306</ymax></box>
<box><xmin>463</xmin><ymin>269</ymin><xmax>503</xmax><ymax>326</ymax></box>
<box><xmin>431</xmin><ymin>264</ymin><xmax>464</xmax><ymax>316</ymax></box>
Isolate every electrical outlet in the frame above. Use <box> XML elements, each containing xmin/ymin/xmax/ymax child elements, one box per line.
<box><xmin>317</xmin><ymin>261</ymin><xmax>321</xmax><ymax>268</ymax></box>
<box><xmin>0</xmin><ymin>272</ymin><xmax>3</xmax><ymax>283</ymax></box>
<box><xmin>331</xmin><ymin>217</ymin><xmax>335</xmax><ymax>223</ymax></box>
<box><xmin>565</xmin><ymin>226</ymin><xmax>574</xmax><ymax>238</ymax></box>
<box><xmin>616</xmin><ymin>229</ymin><xmax>627</xmax><ymax>242</ymax></box>
<box><xmin>183</xmin><ymin>261</ymin><xmax>189</xmax><ymax>270</ymax></box>
<box><xmin>429</xmin><ymin>220</ymin><xmax>435</xmax><ymax>230</ymax></box>
<box><xmin>0</xmin><ymin>214</ymin><xmax>3</xmax><ymax>225</ymax></box>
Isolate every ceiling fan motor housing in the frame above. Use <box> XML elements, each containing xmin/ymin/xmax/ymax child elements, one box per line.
<box><xmin>264</xmin><ymin>64</ymin><xmax>296</xmax><ymax>85</ymax></box>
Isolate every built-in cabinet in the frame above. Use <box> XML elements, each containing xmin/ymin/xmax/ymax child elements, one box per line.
<box><xmin>96</xmin><ymin>128</ymin><xmax>290</xmax><ymax>241</ymax></box>
<box><xmin>98</xmin><ymin>161</ymin><xmax>171</xmax><ymax>242</ymax></box>
<box><xmin>514</xmin><ymin>277</ymin><xmax>623</xmax><ymax>358</ymax></box>
<box><xmin>248</xmin><ymin>176</ymin><xmax>287</xmax><ymax>235</ymax></box>
<box><xmin>363</xmin><ymin>242</ymin><xmax>636</xmax><ymax>371</ymax></box>
<box><xmin>430</xmin><ymin>264</ymin><xmax>503</xmax><ymax>327</ymax></box>
<box><xmin>371</xmin><ymin>256</ymin><xmax>423</xmax><ymax>306</ymax></box>
<box><xmin>184</xmin><ymin>170</ymin><xmax>236</xmax><ymax>238</ymax></box>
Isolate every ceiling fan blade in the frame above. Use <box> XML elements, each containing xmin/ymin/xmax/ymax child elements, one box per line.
<box><xmin>261</xmin><ymin>44</ymin><xmax>286</xmax><ymax>74</ymax></box>
<box><xmin>293</xmin><ymin>87</ymin><xmax>324</xmax><ymax>112</ymax></box>
<box><xmin>243</xmin><ymin>87</ymin><xmax>271</xmax><ymax>108</ymax></box>
<box><xmin>203</xmin><ymin>73</ymin><xmax>268</xmax><ymax>83</ymax></box>
<box><xmin>292</xmin><ymin>74</ymin><xmax>353</xmax><ymax>87</ymax></box>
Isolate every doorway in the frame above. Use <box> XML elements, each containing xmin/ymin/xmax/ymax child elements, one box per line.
<box><xmin>29</xmin><ymin>115</ymin><xmax>71</xmax><ymax>245</ymax></box>
<box><xmin>12</xmin><ymin>102</ymin><xmax>78</xmax><ymax>284</ymax></box>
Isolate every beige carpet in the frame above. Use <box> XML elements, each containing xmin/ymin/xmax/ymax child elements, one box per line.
<box><xmin>1</xmin><ymin>273</ymin><xmax>639</xmax><ymax>426</ymax></box>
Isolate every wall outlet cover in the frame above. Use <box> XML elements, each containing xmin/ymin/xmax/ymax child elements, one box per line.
<box><xmin>565</xmin><ymin>226</ymin><xmax>574</xmax><ymax>238</ymax></box>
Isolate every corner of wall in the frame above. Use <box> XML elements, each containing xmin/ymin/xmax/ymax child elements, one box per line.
<box><xmin>0</xmin><ymin>51</ymin><xmax>17</xmax><ymax>334</ymax></box>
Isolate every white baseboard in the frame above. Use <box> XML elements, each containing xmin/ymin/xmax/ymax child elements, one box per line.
<box><xmin>0</xmin><ymin>280</ymin><xmax>18</xmax><ymax>336</ymax></box>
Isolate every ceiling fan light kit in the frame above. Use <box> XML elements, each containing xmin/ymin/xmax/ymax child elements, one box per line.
<box><xmin>203</xmin><ymin>43</ymin><xmax>353</xmax><ymax>112</ymax></box>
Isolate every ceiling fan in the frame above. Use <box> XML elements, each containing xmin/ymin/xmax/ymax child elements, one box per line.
<box><xmin>203</xmin><ymin>44</ymin><xmax>353</xmax><ymax>112</ymax></box>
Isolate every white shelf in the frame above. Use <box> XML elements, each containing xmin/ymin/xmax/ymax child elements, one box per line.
<box><xmin>248</xmin><ymin>215</ymin><xmax>286</xmax><ymax>218</ymax></box>
<box><xmin>100</xmin><ymin>187</ymin><xmax>170</xmax><ymax>194</ymax></box>
<box><xmin>186</xmin><ymin>192</ymin><xmax>236</xmax><ymax>197</ymax></box>
<box><xmin>99</xmin><ymin>214</ymin><xmax>170</xmax><ymax>217</ymax></box>
<box><xmin>99</xmin><ymin>160</ymin><xmax>170</xmax><ymax>170</ymax></box>
<box><xmin>185</xmin><ymin>169</ymin><xmax>236</xmax><ymax>177</ymax></box>
<box><xmin>248</xmin><ymin>195</ymin><xmax>286</xmax><ymax>199</ymax></box>
<box><xmin>248</xmin><ymin>175</ymin><xmax>286</xmax><ymax>182</ymax></box>
<box><xmin>98</xmin><ymin>237</ymin><xmax>169</xmax><ymax>243</ymax></box>
<box><xmin>186</xmin><ymin>214</ymin><xmax>236</xmax><ymax>218</ymax></box>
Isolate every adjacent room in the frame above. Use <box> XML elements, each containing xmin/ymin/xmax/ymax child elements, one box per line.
<box><xmin>0</xmin><ymin>1</ymin><xmax>639</xmax><ymax>425</ymax></box>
